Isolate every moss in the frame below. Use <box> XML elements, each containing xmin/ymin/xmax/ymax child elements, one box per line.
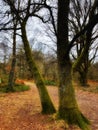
<box><xmin>14</xmin><ymin>84</ymin><xmax>30</xmax><ymax>92</ymax></box>
<box><xmin>30</xmin><ymin>57</ymin><xmax>56</xmax><ymax>114</ymax></box>
<box><xmin>58</xmin><ymin>60</ymin><xmax>91</xmax><ymax>130</ymax></box>
<box><xmin>37</xmin><ymin>78</ymin><xmax>56</xmax><ymax>114</ymax></box>
<box><xmin>72</xmin><ymin>47</ymin><xmax>87</xmax><ymax>72</ymax></box>
<box><xmin>58</xmin><ymin>108</ymin><xmax>91</xmax><ymax>130</ymax></box>
<box><xmin>21</xmin><ymin>23</ymin><xmax>56</xmax><ymax>114</ymax></box>
<box><xmin>41</xmin><ymin>102</ymin><xmax>56</xmax><ymax>114</ymax></box>
<box><xmin>0</xmin><ymin>84</ymin><xmax>30</xmax><ymax>93</ymax></box>
<box><xmin>44</xmin><ymin>80</ymin><xmax>57</xmax><ymax>86</ymax></box>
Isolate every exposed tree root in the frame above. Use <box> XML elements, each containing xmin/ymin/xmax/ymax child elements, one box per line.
<box><xmin>58</xmin><ymin>108</ymin><xmax>91</xmax><ymax>130</ymax></box>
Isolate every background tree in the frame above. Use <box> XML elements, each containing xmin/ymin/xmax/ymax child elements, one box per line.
<box><xmin>16</xmin><ymin>46</ymin><xmax>31</xmax><ymax>79</ymax></box>
<box><xmin>43</xmin><ymin>53</ymin><xmax>57</xmax><ymax>83</ymax></box>
<box><xmin>70</xmin><ymin>0</ymin><xmax>98</xmax><ymax>86</ymax></box>
<box><xmin>16</xmin><ymin>45</ymin><xmax>58</xmax><ymax>84</ymax></box>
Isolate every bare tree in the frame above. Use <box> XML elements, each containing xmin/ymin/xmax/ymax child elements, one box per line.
<box><xmin>70</xmin><ymin>0</ymin><xmax>98</xmax><ymax>86</ymax></box>
<box><xmin>1</xmin><ymin>0</ymin><xmax>56</xmax><ymax>114</ymax></box>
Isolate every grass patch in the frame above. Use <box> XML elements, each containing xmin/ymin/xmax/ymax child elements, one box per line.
<box><xmin>13</xmin><ymin>84</ymin><xmax>30</xmax><ymax>92</ymax></box>
<box><xmin>44</xmin><ymin>80</ymin><xmax>57</xmax><ymax>86</ymax></box>
<box><xmin>0</xmin><ymin>83</ymin><xmax>30</xmax><ymax>93</ymax></box>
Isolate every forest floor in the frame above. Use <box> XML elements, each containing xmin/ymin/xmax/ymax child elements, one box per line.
<box><xmin>0</xmin><ymin>80</ymin><xmax>98</xmax><ymax>130</ymax></box>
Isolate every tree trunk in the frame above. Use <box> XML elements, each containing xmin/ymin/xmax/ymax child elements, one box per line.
<box><xmin>7</xmin><ymin>23</ymin><xmax>17</xmax><ymax>92</ymax></box>
<box><xmin>78</xmin><ymin>70</ymin><xmax>89</xmax><ymax>87</ymax></box>
<box><xmin>57</xmin><ymin>0</ymin><xmax>90</xmax><ymax>129</ymax></box>
<box><xmin>7</xmin><ymin>58</ymin><xmax>16</xmax><ymax>92</ymax></box>
<box><xmin>21</xmin><ymin>22</ymin><xmax>56</xmax><ymax>114</ymax></box>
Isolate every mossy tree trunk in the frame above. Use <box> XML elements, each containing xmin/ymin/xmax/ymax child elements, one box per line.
<box><xmin>57</xmin><ymin>0</ymin><xmax>90</xmax><ymax>129</ymax></box>
<box><xmin>20</xmin><ymin>22</ymin><xmax>56</xmax><ymax>114</ymax></box>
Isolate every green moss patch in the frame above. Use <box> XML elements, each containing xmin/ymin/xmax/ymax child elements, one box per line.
<box><xmin>0</xmin><ymin>83</ymin><xmax>30</xmax><ymax>93</ymax></box>
<box><xmin>44</xmin><ymin>80</ymin><xmax>57</xmax><ymax>86</ymax></box>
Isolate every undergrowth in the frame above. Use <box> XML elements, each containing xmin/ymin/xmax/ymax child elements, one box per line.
<box><xmin>0</xmin><ymin>83</ymin><xmax>30</xmax><ymax>93</ymax></box>
<box><xmin>44</xmin><ymin>80</ymin><xmax>57</xmax><ymax>86</ymax></box>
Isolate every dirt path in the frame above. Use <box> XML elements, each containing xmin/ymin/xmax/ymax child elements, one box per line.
<box><xmin>0</xmin><ymin>81</ymin><xmax>98</xmax><ymax>130</ymax></box>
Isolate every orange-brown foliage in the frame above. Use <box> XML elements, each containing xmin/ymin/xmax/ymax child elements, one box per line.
<box><xmin>15</xmin><ymin>79</ymin><xmax>25</xmax><ymax>84</ymax></box>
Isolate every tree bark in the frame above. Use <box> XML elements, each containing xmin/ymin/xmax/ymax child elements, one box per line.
<box><xmin>57</xmin><ymin>0</ymin><xmax>90</xmax><ymax>129</ymax></box>
<box><xmin>78</xmin><ymin>70</ymin><xmax>88</xmax><ymax>87</ymax></box>
<box><xmin>21</xmin><ymin>22</ymin><xmax>56</xmax><ymax>114</ymax></box>
<box><xmin>7</xmin><ymin>23</ymin><xmax>17</xmax><ymax>92</ymax></box>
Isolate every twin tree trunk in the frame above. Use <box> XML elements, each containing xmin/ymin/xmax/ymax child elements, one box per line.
<box><xmin>21</xmin><ymin>22</ymin><xmax>56</xmax><ymax>114</ymax></box>
<box><xmin>57</xmin><ymin>0</ymin><xmax>90</xmax><ymax>130</ymax></box>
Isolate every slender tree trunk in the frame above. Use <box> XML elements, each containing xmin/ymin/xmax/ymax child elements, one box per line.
<box><xmin>21</xmin><ymin>22</ymin><xmax>56</xmax><ymax>114</ymax></box>
<box><xmin>57</xmin><ymin>0</ymin><xmax>90</xmax><ymax>129</ymax></box>
<box><xmin>78</xmin><ymin>28</ymin><xmax>92</xmax><ymax>87</ymax></box>
<box><xmin>7</xmin><ymin>23</ymin><xmax>17</xmax><ymax>92</ymax></box>
<box><xmin>78</xmin><ymin>69</ymin><xmax>88</xmax><ymax>87</ymax></box>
